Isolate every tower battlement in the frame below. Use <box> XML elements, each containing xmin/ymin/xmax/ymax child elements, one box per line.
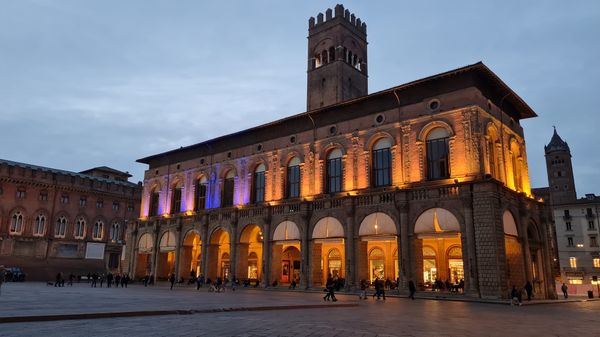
<box><xmin>308</xmin><ymin>4</ymin><xmax>367</xmax><ymax>36</ymax></box>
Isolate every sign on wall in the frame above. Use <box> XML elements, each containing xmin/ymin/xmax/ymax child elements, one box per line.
<box><xmin>85</xmin><ymin>242</ymin><xmax>106</xmax><ymax>260</ymax></box>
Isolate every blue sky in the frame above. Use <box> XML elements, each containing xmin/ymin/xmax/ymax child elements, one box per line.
<box><xmin>1</xmin><ymin>0</ymin><xmax>599</xmax><ymax>196</ymax></box>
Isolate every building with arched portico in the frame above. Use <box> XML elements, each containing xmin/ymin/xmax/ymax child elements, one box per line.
<box><xmin>127</xmin><ymin>4</ymin><xmax>556</xmax><ymax>299</ymax></box>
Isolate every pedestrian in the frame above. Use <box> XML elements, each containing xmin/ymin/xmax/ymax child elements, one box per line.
<box><xmin>68</xmin><ymin>273</ymin><xmax>74</xmax><ymax>286</ymax></box>
<box><xmin>0</xmin><ymin>265</ymin><xmax>6</xmax><ymax>296</ymax></box>
<box><xmin>149</xmin><ymin>274</ymin><xmax>155</xmax><ymax>286</ymax></box>
<box><xmin>524</xmin><ymin>281</ymin><xmax>533</xmax><ymax>301</ymax></box>
<box><xmin>289</xmin><ymin>279</ymin><xmax>297</xmax><ymax>290</ymax></box>
<box><xmin>91</xmin><ymin>273</ymin><xmax>98</xmax><ymax>288</ymax></box>
<box><xmin>143</xmin><ymin>275</ymin><xmax>149</xmax><ymax>287</ymax></box>
<box><xmin>169</xmin><ymin>273</ymin><xmax>176</xmax><ymax>290</ymax></box>
<box><xmin>106</xmin><ymin>272</ymin><xmax>113</xmax><ymax>288</ymax></box>
<box><xmin>379</xmin><ymin>278</ymin><xmax>386</xmax><ymax>300</ymax></box>
<box><xmin>510</xmin><ymin>286</ymin><xmax>522</xmax><ymax>306</ymax></box>
<box><xmin>87</xmin><ymin>272</ymin><xmax>91</xmax><ymax>284</ymax></box>
<box><xmin>115</xmin><ymin>274</ymin><xmax>121</xmax><ymax>288</ymax></box>
<box><xmin>55</xmin><ymin>272</ymin><xmax>62</xmax><ymax>287</ymax></box>
<box><xmin>561</xmin><ymin>283</ymin><xmax>568</xmax><ymax>299</ymax></box>
<box><xmin>359</xmin><ymin>279</ymin><xmax>367</xmax><ymax>300</ymax></box>
<box><xmin>408</xmin><ymin>280</ymin><xmax>416</xmax><ymax>300</ymax></box>
<box><xmin>323</xmin><ymin>274</ymin><xmax>338</xmax><ymax>302</ymax></box>
<box><xmin>123</xmin><ymin>274</ymin><xmax>129</xmax><ymax>288</ymax></box>
<box><xmin>196</xmin><ymin>275</ymin><xmax>203</xmax><ymax>290</ymax></box>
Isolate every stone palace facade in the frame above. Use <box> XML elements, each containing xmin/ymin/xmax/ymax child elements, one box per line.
<box><xmin>128</xmin><ymin>4</ymin><xmax>556</xmax><ymax>299</ymax></box>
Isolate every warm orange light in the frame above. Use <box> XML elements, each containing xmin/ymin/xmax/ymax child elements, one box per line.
<box><xmin>185</xmin><ymin>211</ymin><xmax>193</xmax><ymax>216</ymax></box>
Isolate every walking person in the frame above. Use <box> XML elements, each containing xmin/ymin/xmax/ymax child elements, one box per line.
<box><xmin>561</xmin><ymin>283</ymin><xmax>569</xmax><ymax>299</ymax></box>
<box><xmin>115</xmin><ymin>274</ymin><xmax>121</xmax><ymax>288</ymax></box>
<box><xmin>510</xmin><ymin>286</ymin><xmax>522</xmax><ymax>306</ymax></box>
<box><xmin>169</xmin><ymin>273</ymin><xmax>176</xmax><ymax>290</ymax></box>
<box><xmin>524</xmin><ymin>281</ymin><xmax>533</xmax><ymax>301</ymax></box>
<box><xmin>106</xmin><ymin>272</ymin><xmax>113</xmax><ymax>288</ymax></box>
<box><xmin>379</xmin><ymin>278</ymin><xmax>386</xmax><ymax>300</ymax></box>
<box><xmin>373</xmin><ymin>278</ymin><xmax>380</xmax><ymax>299</ymax></box>
<box><xmin>68</xmin><ymin>273</ymin><xmax>74</xmax><ymax>286</ymax></box>
<box><xmin>408</xmin><ymin>280</ymin><xmax>416</xmax><ymax>300</ymax></box>
<box><xmin>359</xmin><ymin>279</ymin><xmax>367</xmax><ymax>300</ymax></box>
<box><xmin>99</xmin><ymin>274</ymin><xmax>105</xmax><ymax>288</ymax></box>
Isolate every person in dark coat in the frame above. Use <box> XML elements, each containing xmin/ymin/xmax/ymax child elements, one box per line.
<box><xmin>510</xmin><ymin>286</ymin><xmax>522</xmax><ymax>306</ymax></box>
<box><xmin>408</xmin><ymin>280</ymin><xmax>416</xmax><ymax>300</ymax></box>
<box><xmin>323</xmin><ymin>275</ymin><xmax>337</xmax><ymax>302</ymax></box>
<box><xmin>106</xmin><ymin>273</ymin><xmax>113</xmax><ymax>288</ymax></box>
<box><xmin>561</xmin><ymin>283</ymin><xmax>568</xmax><ymax>299</ymax></box>
<box><xmin>169</xmin><ymin>273</ymin><xmax>176</xmax><ymax>290</ymax></box>
<box><xmin>524</xmin><ymin>281</ymin><xmax>533</xmax><ymax>301</ymax></box>
<box><xmin>114</xmin><ymin>274</ymin><xmax>121</xmax><ymax>288</ymax></box>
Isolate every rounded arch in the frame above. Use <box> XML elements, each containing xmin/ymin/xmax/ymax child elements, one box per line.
<box><xmin>170</xmin><ymin>175</ymin><xmax>185</xmax><ymax>188</ymax></box>
<box><xmin>423</xmin><ymin>246</ymin><xmax>437</xmax><ymax>257</ymax></box>
<box><xmin>312</xmin><ymin>216</ymin><xmax>344</xmax><ymax>239</ymax></box>
<box><xmin>159</xmin><ymin>230</ymin><xmax>177</xmax><ymax>251</ymax></box>
<box><xmin>359</xmin><ymin>212</ymin><xmax>397</xmax><ymax>236</ymax></box>
<box><xmin>319</xmin><ymin>143</ymin><xmax>346</xmax><ymax>161</ymax></box>
<box><xmin>364</xmin><ymin>131</ymin><xmax>395</xmax><ymax>151</ymax></box>
<box><xmin>369</xmin><ymin>247</ymin><xmax>385</xmax><ymax>258</ymax></box>
<box><xmin>273</xmin><ymin>220</ymin><xmax>300</xmax><ymax>241</ymax></box>
<box><xmin>327</xmin><ymin>247</ymin><xmax>342</xmax><ymax>259</ymax></box>
<box><xmin>417</xmin><ymin>120</ymin><xmax>454</xmax><ymax>142</ymax></box>
<box><xmin>8</xmin><ymin>206</ymin><xmax>27</xmax><ymax>218</ymax></box>
<box><xmin>414</xmin><ymin>208</ymin><xmax>460</xmax><ymax>233</ymax></box>
<box><xmin>503</xmin><ymin>210</ymin><xmax>519</xmax><ymax>236</ymax></box>
<box><xmin>239</xmin><ymin>223</ymin><xmax>264</xmax><ymax>243</ymax></box>
<box><xmin>183</xmin><ymin>229</ymin><xmax>201</xmax><ymax>246</ymax></box>
<box><xmin>509</xmin><ymin>137</ymin><xmax>521</xmax><ymax>154</ymax></box>
<box><xmin>486</xmin><ymin>122</ymin><xmax>499</xmax><ymax>139</ymax></box>
<box><xmin>527</xmin><ymin>221</ymin><xmax>541</xmax><ymax>242</ymax></box>
<box><xmin>138</xmin><ymin>233</ymin><xmax>154</xmax><ymax>252</ymax></box>
<box><xmin>220</xmin><ymin>165</ymin><xmax>237</xmax><ymax>179</ymax></box>
<box><xmin>447</xmin><ymin>245</ymin><xmax>463</xmax><ymax>258</ymax></box>
<box><xmin>283</xmin><ymin>150</ymin><xmax>304</xmax><ymax>166</ymax></box>
<box><xmin>209</xmin><ymin>227</ymin><xmax>231</xmax><ymax>245</ymax></box>
<box><xmin>147</xmin><ymin>179</ymin><xmax>162</xmax><ymax>193</ymax></box>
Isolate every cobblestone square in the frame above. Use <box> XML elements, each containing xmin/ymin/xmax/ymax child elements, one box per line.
<box><xmin>1</xmin><ymin>282</ymin><xmax>600</xmax><ymax>336</ymax></box>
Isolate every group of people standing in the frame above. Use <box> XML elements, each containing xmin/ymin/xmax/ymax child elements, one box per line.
<box><xmin>87</xmin><ymin>272</ymin><xmax>130</xmax><ymax>288</ymax></box>
<box><xmin>510</xmin><ymin>281</ymin><xmax>535</xmax><ymax>306</ymax></box>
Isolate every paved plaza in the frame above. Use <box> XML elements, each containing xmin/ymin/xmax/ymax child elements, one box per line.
<box><xmin>1</xmin><ymin>283</ymin><xmax>600</xmax><ymax>336</ymax></box>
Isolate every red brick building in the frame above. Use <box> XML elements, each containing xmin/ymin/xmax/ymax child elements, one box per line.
<box><xmin>0</xmin><ymin>160</ymin><xmax>141</xmax><ymax>281</ymax></box>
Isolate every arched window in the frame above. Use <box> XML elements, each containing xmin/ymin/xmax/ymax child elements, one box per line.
<box><xmin>315</xmin><ymin>53</ymin><xmax>322</xmax><ymax>68</ymax></box>
<box><xmin>74</xmin><ymin>218</ymin><xmax>85</xmax><ymax>239</ymax></box>
<box><xmin>33</xmin><ymin>214</ymin><xmax>46</xmax><ymax>236</ymax></box>
<box><xmin>93</xmin><ymin>221</ymin><xmax>104</xmax><ymax>240</ymax></box>
<box><xmin>222</xmin><ymin>170</ymin><xmax>235</xmax><ymax>207</ymax></box>
<box><xmin>426</xmin><ymin>127</ymin><xmax>450</xmax><ymax>180</ymax></box>
<box><xmin>110</xmin><ymin>222</ymin><xmax>120</xmax><ymax>241</ymax></box>
<box><xmin>486</xmin><ymin>127</ymin><xmax>498</xmax><ymax>178</ymax></box>
<box><xmin>194</xmin><ymin>176</ymin><xmax>208</xmax><ymax>211</ymax></box>
<box><xmin>369</xmin><ymin>248</ymin><xmax>385</xmax><ymax>281</ymax></box>
<box><xmin>149</xmin><ymin>188</ymin><xmax>160</xmax><ymax>216</ymax></box>
<box><xmin>55</xmin><ymin>216</ymin><xmax>67</xmax><ymax>238</ymax></box>
<box><xmin>510</xmin><ymin>141</ymin><xmax>522</xmax><ymax>191</ymax></box>
<box><xmin>286</xmin><ymin>157</ymin><xmax>301</xmax><ymax>198</ymax></box>
<box><xmin>372</xmin><ymin>138</ymin><xmax>392</xmax><ymax>187</ymax></box>
<box><xmin>322</xmin><ymin>50</ymin><xmax>329</xmax><ymax>65</ymax></box>
<box><xmin>252</xmin><ymin>164</ymin><xmax>266</xmax><ymax>203</ymax></box>
<box><xmin>10</xmin><ymin>211</ymin><xmax>24</xmax><ymax>234</ymax></box>
<box><xmin>326</xmin><ymin>149</ymin><xmax>343</xmax><ymax>193</ymax></box>
<box><xmin>328</xmin><ymin>46</ymin><xmax>335</xmax><ymax>62</ymax></box>
<box><xmin>170</xmin><ymin>184</ymin><xmax>183</xmax><ymax>214</ymax></box>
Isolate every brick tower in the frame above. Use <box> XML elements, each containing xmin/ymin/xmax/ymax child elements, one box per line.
<box><xmin>544</xmin><ymin>127</ymin><xmax>577</xmax><ymax>204</ymax></box>
<box><xmin>306</xmin><ymin>4</ymin><xmax>368</xmax><ymax>111</ymax></box>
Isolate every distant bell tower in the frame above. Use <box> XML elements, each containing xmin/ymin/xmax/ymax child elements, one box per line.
<box><xmin>544</xmin><ymin>127</ymin><xmax>577</xmax><ymax>204</ymax></box>
<box><xmin>306</xmin><ymin>4</ymin><xmax>368</xmax><ymax>111</ymax></box>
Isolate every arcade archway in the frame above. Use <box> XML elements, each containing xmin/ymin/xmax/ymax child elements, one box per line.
<box><xmin>311</xmin><ymin>217</ymin><xmax>345</xmax><ymax>287</ymax></box>
<box><xmin>157</xmin><ymin>231</ymin><xmax>176</xmax><ymax>280</ymax></box>
<box><xmin>271</xmin><ymin>221</ymin><xmax>301</xmax><ymax>285</ymax></box>
<box><xmin>358</xmin><ymin>212</ymin><xmax>398</xmax><ymax>284</ymax></box>
<box><xmin>414</xmin><ymin>208</ymin><xmax>463</xmax><ymax>289</ymax></box>
<box><xmin>207</xmin><ymin>228</ymin><xmax>231</xmax><ymax>281</ymax></box>
<box><xmin>237</xmin><ymin>224</ymin><xmax>263</xmax><ymax>282</ymax></box>
<box><xmin>135</xmin><ymin>233</ymin><xmax>153</xmax><ymax>279</ymax></box>
<box><xmin>179</xmin><ymin>230</ymin><xmax>202</xmax><ymax>280</ymax></box>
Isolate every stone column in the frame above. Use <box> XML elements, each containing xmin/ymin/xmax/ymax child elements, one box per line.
<box><xmin>300</xmin><ymin>225</ymin><xmax>310</xmax><ymax>289</ymax></box>
<box><xmin>200</xmin><ymin>222</ymin><xmax>209</xmax><ymax>279</ymax></box>
<box><xmin>174</xmin><ymin>223</ymin><xmax>182</xmax><ymax>280</ymax></box>
<box><xmin>462</xmin><ymin>193</ymin><xmax>479</xmax><ymax>296</ymax></box>
<box><xmin>344</xmin><ymin>197</ymin><xmax>356</xmax><ymax>288</ymax></box>
<box><xmin>151</xmin><ymin>223</ymin><xmax>160</xmax><ymax>283</ymax></box>
<box><xmin>520</xmin><ymin>210</ymin><xmax>533</xmax><ymax>284</ymax></box>
<box><xmin>310</xmin><ymin>241</ymin><xmax>323</xmax><ymax>287</ymax></box>
<box><xmin>236</xmin><ymin>243</ymin><xmax>249</xmax><ymax>281</ymax></box>
<box><xmin>229</xmin><ymin>223</ymin><xmax>238</xmax><ymax>282</ymax></box>
<box><xmin>472</xmin><ymin>182</ymin><xmax>507</xmax><ymax>299</ymax></box>
<box><xmin>398</xmin><ymin>199</ymin><xmax>409</xmax><ymax>290</ymax></box>
<box><xmin>261</xmin><ymin>221</ymin><xmax>271</xmax><ymax>287</ymax></box>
